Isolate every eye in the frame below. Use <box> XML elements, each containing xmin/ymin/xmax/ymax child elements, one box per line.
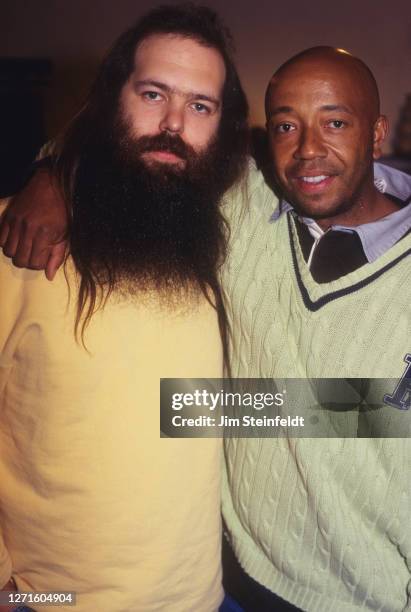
<box><xmin>276</xmin><ymin>123</ymin><xmax>296</xmax><ymax>134</ymax></box>
<box><xmin>327</xmin><ymin>119</ymin><xmax>346</xmax><ymax>129</ymax></box>
<box><xmin>191</xmin><ymin>102</ymin><xmax>212</xmax><ymax>115</ymax></box>
<box><xmin>142</xmin><ymin>91</ymin><xmax>162</xmax><ymax>102</ymax></box>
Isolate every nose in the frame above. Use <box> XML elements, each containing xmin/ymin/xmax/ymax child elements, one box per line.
<box><xmin>159</xmin><ymin>100</ymin><xmax>184</xmax><ymax>135</ymax></box>
<box><xmin>294</xmin><ymin>126</ymin><xmax>327</xmax><ymax>160</ymax></box>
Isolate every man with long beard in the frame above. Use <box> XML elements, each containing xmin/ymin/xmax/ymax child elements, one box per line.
<box><xmin>0</xmin><ymin>4</ymin><xmax>248</xmax><ymax>611</ymax></box>
<box><xmin>5</xmin><ymin>14</ymin><xmax>411</xmax><ymax>612</ymax></box>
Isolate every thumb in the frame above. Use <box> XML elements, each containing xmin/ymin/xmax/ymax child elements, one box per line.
<box><xmin>45</xmin><ymin>241</ymin><xmax>67</xmax><ymax>281</ymax></box>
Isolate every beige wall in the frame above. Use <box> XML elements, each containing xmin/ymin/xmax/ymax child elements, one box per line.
<box><xmin>1</xmin><ymin>0</ymin><xmax>410</xmax><ymax>153</ymax></box>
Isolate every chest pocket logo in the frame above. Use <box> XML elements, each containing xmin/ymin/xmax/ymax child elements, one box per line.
<box><xmin>384</xmin><ymin>353</ymin><xmax>411</xmax><ymax>410</ymax></box>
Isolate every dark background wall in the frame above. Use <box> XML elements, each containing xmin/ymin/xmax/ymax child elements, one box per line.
<box><xmin>1</xmin><ymin>0</ymin><xmax>410</xmax><ymax>154</ymax></box>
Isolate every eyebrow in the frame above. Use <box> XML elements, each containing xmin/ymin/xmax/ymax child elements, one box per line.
<box><xmin>133</xmin><ymin>79</ymin><xmax>220</xmax><ymax>107</ymax></box>
<box><xmin>268</xmin><ymin>105</ymin><xmax>293</xmax><ymax>117</ymax></box>
<box><xmin>268</xmin><ymin>103</ymin><xmax>354</xmax><ymax>117</ymax></box>
<box><xmin>320</xmin><ymin>104</ymin><xmax>354</xmax><ymax>114</ymax></box>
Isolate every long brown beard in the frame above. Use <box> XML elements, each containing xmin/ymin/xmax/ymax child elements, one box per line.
<box><xmin>70</xmin><ymin>121</ymin><xmax>228</xmax><ymax>300</ymax></box>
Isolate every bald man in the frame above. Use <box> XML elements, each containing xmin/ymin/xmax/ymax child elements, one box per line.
<box><xmin>1</xmin><ymin>45</ymin><xmax>411</xmax><ymax>612</ymax></box>
<box><xmin>221</xmin><ymin>47</ymin><xmax>411</xmax><ymax>611</ymax></box>
<box><xmin>266</xmin><ymin>47</ymin><xmax>396</xmax><ymax>229</ymax></box>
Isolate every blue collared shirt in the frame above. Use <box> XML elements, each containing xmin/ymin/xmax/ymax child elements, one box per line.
<box><xmin>270</xmin><ymin>163</ymin><xmax>411</xmax><ymax>263</ymax></box>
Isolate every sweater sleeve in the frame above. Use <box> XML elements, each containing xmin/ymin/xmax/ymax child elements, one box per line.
<box><xmin>221</xmin><ymin>159</ymin><xmax>280</xmax><ymax>234</ymax></box>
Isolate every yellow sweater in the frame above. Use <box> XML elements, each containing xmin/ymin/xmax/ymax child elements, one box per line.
<box><xmin>0</xmin><ymin>203</ymin><xmax>223</xmax><ymax>611</ymax></box>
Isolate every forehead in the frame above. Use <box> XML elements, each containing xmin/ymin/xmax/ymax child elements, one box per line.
<box><xmin>132</xmin><ymin>33</ymin><xmax>226</xmax><ymax>98</ymax></box>
<box><xmin>267</xmin><ymin>61</ymin><xmax>366</xmax><ymax>116</ymax></box>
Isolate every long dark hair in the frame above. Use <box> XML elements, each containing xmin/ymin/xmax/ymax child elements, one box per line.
<box><xmin>55</xmin><ymin>3</ymin><xmax>249</xmax><ymax>372</ymax></box>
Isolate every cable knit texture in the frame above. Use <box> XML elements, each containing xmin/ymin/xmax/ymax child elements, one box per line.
<box><xmin>221</xmin><ymin>164</ymin><xmax>411</xmax><ymax>612</ymax></box>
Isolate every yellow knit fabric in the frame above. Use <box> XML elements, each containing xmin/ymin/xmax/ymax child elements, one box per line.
<box><xmin>0</xmin><ymin>203</ymin><xmax>223</xmax><ymax>611</ymax></box>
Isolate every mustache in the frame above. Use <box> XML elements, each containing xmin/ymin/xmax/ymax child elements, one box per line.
<box><xmin>131</xmin><ymin>133</ymin><xmax>195</xmax><ymax>161</ymax></box>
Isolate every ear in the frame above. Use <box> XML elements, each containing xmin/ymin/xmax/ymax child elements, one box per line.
<box><xmin>372</xmin><ymin>115</ymin><xmax>388</xmax><ymax>159</ymax></box>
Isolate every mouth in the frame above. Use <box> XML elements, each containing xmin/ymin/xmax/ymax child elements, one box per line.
<box><xmin>293</xmin><ymin>174</ymin><xmax>336</xmax><ymax>194</ymax></box>
<box><xmin>142</xmin><ymin>150</ymin><xmax>186</xmax><ymax>165</ymax></box>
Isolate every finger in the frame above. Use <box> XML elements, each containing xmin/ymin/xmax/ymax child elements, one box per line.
<box><xmin>29</xmin><ymin>249</ymin><xmax>52</xmax><ymax>271</ymax></box>
<box><xmin>9</xmin><ymin>217</ymin><xmax>41</xmax><ymax>267</ymax></box>
<box><xmin>46</xmin><ymin>241</ymin><xmax>67</xmax><ymax>281</ymax></box>
<box><xmin>0</xmin><ymin>218</ymin><xmax>10</xmax><ymax>247</ymax></box>
<box><xmin>2</xmin><ymin>220</ymin><xmax>22</xmax><ymax>258</ymax></box>
<box><xmin>26</xmin><ymin>229</ymin><xmax>56</xmax><ymax>270</ymax></box>
<box><xmin>12</xmin><ymin>231</ymin><xmax>36</xmax><ymax>269</ymax></box>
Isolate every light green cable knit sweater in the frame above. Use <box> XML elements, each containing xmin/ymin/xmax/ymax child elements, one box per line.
<box><xmin>221</xmin><ymin>163</ymin><xmax>411</xmax><ymax>612</ymax></box>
